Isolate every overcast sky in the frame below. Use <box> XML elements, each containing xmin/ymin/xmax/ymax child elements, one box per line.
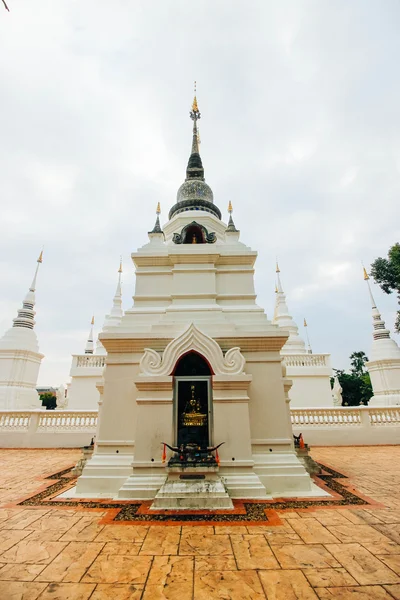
<box><xmin>0</xmin><ymin>1</ymin><xmax>399</xmax><ymax>386</ymax></box>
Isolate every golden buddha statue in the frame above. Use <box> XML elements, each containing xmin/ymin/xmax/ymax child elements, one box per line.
<box><xmin>182</xmin><ymin>384</ymin><xmax>207</xmax><ymax>427</ymax></box>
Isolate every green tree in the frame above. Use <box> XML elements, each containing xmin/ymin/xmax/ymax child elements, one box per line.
<box><xmin>349</xmin><ymin>351</ymin><xmax>369</xmax><ymax>377</ymax></box>
<box><xmin>40</xmin><ymin>392</ymin><xmax>57</xmax><ymax>410</ymax></box>
<box><xmin>331</xmin><ymin>350</ymin><xmax>373</xmax><ymax>406</ymax></box>
<box><xmin>370</xmin><ymin>242</ymin><xmax>400</xmax><ymax>333</ymax></box>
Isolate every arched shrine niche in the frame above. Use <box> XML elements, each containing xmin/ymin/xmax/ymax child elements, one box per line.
<box><xmin>173</xmin><ymin>351</ymin><xmax>212</xmax><ymax>447</ymax></box>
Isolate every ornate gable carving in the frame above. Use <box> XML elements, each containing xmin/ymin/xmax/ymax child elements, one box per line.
<box><xmin>139</xmin><ymin>323</ymin><xmax>245</xmax><ymax>376</ymax></box>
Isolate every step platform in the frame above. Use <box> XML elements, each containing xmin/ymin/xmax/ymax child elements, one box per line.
<box><xmin>150</xmin><ymin>464</ymin><xmax>234</xmax><ymax>510</ymax></box>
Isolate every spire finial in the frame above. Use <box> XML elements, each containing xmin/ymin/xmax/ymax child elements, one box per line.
<box><xmin>91</xmin><ymin>315</ymin><xmax>95</xmax><ymax>326</ymax></box>
<box><xmin>276</xmin><ymin>261</ymin><xmax>280</xmax><ymax>273</ymax></box>
<box><xmin>118</xmin><ymin>257</ymin><xmax>123</xmax><ymax>274</ymax></box>
<box><xmin>363</xmin><ymin>266</ymin><xmax>369</xmax><ymax>280</ymax></box>
<box><xmin>226</xmin><ymin>200</ymin><xmax>239</xmax><ymax>233</ymax></box>
<box><xmin>192</xmin><ymin>80</ymin><xmax>199</xmax><ymax>113</ymax></box>
<box><xmin>228</xmin><ymin>201</ymin><xmax>233</xmax><ymax>214</ymax></box>
<box><xmin>303</xmin><ymin>318</ymin><xmax>312</xmax><ymax>353</ymax></box>
<box><xmin>149</xmin><ymin>202</ymin><xmax>163</xmax><ymax>235</ymax></box>
<box><xmin>37</xmin><ymin>250</ymin><xmax>43</xmax><ymax>263</ymax></box>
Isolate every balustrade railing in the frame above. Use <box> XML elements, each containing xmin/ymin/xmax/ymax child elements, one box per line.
<box><xmin>284</xmin><ymin>354</ymin><xmax>328</xmax><ymax>367</ymax></box>
<box><xmin>291</xmin><ymin>408</ymin><xmax>362</xmax><ymax>426</ymax></box>
<box><xmin>38</xmin><ymin>411</ymin><xmax>98</xmax><ymax>431</ymax></box>
<box><xmin>0</xmin><ymin>412</ymin><xmax>31</xmax><ymax>431</ymax></box>
<box><xmin>76</xmin><ymin>356</ymin><xmax>106</xmax><ymax>368</ymax></box>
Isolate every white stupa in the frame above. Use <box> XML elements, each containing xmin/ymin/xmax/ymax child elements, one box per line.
<box><xmin>272</xmin><ymin>262</ymin><xmax>333</xmax><ymax>408</ymax></box>
<box><xmin>75</xmin><ymin>92</ymin><xmax>323</xmax><ymax>503</ymax></box>
<box><xmin>0</xmin><ymin>251</ymin><xmax>44</xmax><ymax>409</ymax></box>
<box><xmin>67</xmin><ymin>262</ymin><xmax>124</xmax><ymax>410</ymax></box>
<box><xmin>364</xmin><ymin>268</ymin><xmax>400</xmax><ymax>406</ymax></box>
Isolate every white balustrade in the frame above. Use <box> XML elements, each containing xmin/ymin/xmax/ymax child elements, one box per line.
<box><xmin>0</xmin><ymin>407</ymin><xmax>399</xmax><ymax>447</ymax></box>
<box><xmin>0</xmin><ymin>411</ymin><xmax>31</xmax><ymax>431</ymax></box>
<box><xmin>368</xmin><ymin>407</ymin><xmax>400</xmax><ymax>426</ymax></box>
<box><xmin>76</xmin><ymin>356</ymin><xmax>106</xmax><ymax>368</ymax></box>
<box><xmin>38</xmin><ymin>411</ymin><xmax>98</xmax><ymax>431</ymax></box>
<box><xmin>291</xmin><ymin>408</ymin><xmax>362</xmax><ymax>426</ymax></box>
<box><xmin>284</xmin><ymin>354</ymin><xmax>328</xmax><ymax>368</ymax></box>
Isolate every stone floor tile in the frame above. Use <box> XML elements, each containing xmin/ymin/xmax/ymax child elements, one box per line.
<box><xmin>333</xmin><ymin>511</ymin><xmax>368</xmax><ymax>525</ymax></box>
<box><xmin>90</xmin><ymin>583</ymin><xmax>143</xmax><ymax>600</ymax></box>
<box><xmin>271</xmin><ymin>544</ymin><xmax>341</xmax><ymax>569</ymax></box>
<box><xmin>263</xmin><ymin>530</ymin><xmax>304</xmax><ymax>545</ymax></box>
<box><xmin>37</xmin><ymin>582</ymin><xmax>96</xmax><ymax>600</ymax></box>
<box><xmin>181</xmin><ymin>526</ymin><xmax>214</xmax><ymax>536</ymax></box>
<box><xmin>302</xmin><ymin>567</ymin><xmax>358</xmax><ymax>587</ymax></box>
<box><xmin>194</xmin><ymin>570</ymin><xmax>265</xmax><ymax>599</ymax></box>
<box><xmin>259</xmin><ymin>569</ymin><xmax>318</xmax><ymax>599</ymax></box>
<box><xmin>100</xmin><ymin>542</ymin><xmax>142</xmax><ymax>556</ymax></box>
<box><xmin>36</xmin><ymin>542</ymin><xmax>104</xmax><ymax>582</ymax></box>
<box><xmin>25</xmin><ymin>530</ymin><xmax>65</xmax><ymax>542</ymax></box>
<box><xmin>231</xmin><ymin>534</ymin><xmax>279</xmax><ymax>570</ymax></box>
<box><xmin>326</xmin><ymin>524</ymin><xmax>393</xmax><ymax>544</ymax></box>
<box><xmin>142</xmin><ymin>556</ymin><xmax>193</xmax><ymax>599</ymax></box>
<box><xmin>310</xmin><ymin>511</ymin><xmax>353</xmax><ymax>526</ymax></box>
<box><xmin>179</xmin><ymin>532</ymin><xmax>232</xmax><ymax>556</ymax></box>
<box><xmin>0</xmin><ymin>580</ymin><xmax>47</xmax><ymax>600</ymax></box>
<box><xmin>93</xmin><ymin>525</ymin><xmax>147</xmax><ymax>543</ymax></box>
<box><xmin>0</xmin><ymin>540</ymin><xmax>68</xmax><ymax>564</ymax></box>
<box><xmin>195</xmin><ymin>556</ymin><xmax>238</xmax><ymax>570</ymax></box>
<box><xmin>287</xmin><ymin>518</ymin><xmax>340</xmax><ymax>544</ymax></box>
<box><xmin>325</xmin><ymin>543</ymin><xmax>400</xmax><ymax>585</ymax></box>
<box><xmin>82</xmin><ymin>555</ymin><xmax>152</xmax><ymax>584</ymax></box>
<box><xmin>0</xmin><ymin>563</ymin><xmax>46</xmax><ymax>581</ymax></box>
<box><xmin>59</xmin><ymin>517</ymin><xmax>104</xmax><ymax>542</ymax></box>
<box><xmin>0</xmin><ymin>510</ymin><xmax>50</xmax><ymax>531</ymax></box>
<box><xmin>27</xmin><ymin>515</ymin><xmax>81</xmax><ymax>533</ymax></box>
<box><xmin>140</xmin><ymin>526</ymin><xmax>180</xmax><ymax>555</ymax></box>
<box><xmin>383</xmin><ymin>584</ymin><xmax>400</xmax><ymax>599</ymax></box>
<box><xmin>362</xmin><ymin>541</ymin><xmax>400</xmax><ymax>555</ymax></box>
<box><xmin>369</xmin><ymin>510</ymin><xmax>400</xmax><ymax>524</ymax></box>
<box><xmin>315</xmin><ymin>586</ymin><xmax>394</xmax><ymax>599</ymax></box>
<box><xmin>0</xmin><ymin>509</ymin><xmax>24</xmax><ymax>521</ymax></box>
<box><xmin>0</xmin><ymin>529</ymin><xmax>32</xmax><ymax>554</ymax></box>
<box><xmin>375</xmin><ymin>524</ymin><xmax>400</xmax><ymax>545</ymax></box>
<box><xmin>215</xmin><ymin>526</ymin><xmax>248</xmax><ymax>535</ymax></box>
<box><xmin>378</xmin><ymin>554</ymin><xmax>400</xmax><ymax>576</ymax></box>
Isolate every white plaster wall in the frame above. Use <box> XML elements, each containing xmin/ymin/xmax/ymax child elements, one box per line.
<box><xmin>289</xmin><ymin>376</ymin><xmax>333</xmax><ymax>408</ymax></box>
<box><xmin>67</xmin><ymin>377</ymin><xmax>101</xmax><ymax>410</ymax></box>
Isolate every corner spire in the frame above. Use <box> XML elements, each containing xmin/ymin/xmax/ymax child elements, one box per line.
<box><xmin>303</xmin><ymin>318</ymin><xmax>312</xmax><ymax>354</ymax></box>
<box><xmin>85</xmin><ymin>316</ymin><xmax>95</xmax><ymax>354</ymax></box>
<box><xmin>226</xmin><ymin>201</ymin><xmax>239</xmax><ymax>233</ymax></box>
<box><xmin>149</xmin><ymin>202</ymin><xmax>163</xmax><ymax>235</ymax></box>
<box><xmin>362</xmin><ymin>267</ymin><xmax>390</xmax><ymax>342</ymax></box>
<box><xmin>273</xmin><ymin>262</ymin><xmax>306</xmax><ymax>354</ymax></box>
<box><xmin>12</xmin><ymin>250</ymin><xmax>43</xmax><ymax>330</ymax></box>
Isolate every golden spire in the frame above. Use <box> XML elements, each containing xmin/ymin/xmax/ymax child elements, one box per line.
<box><xmin>37</xmin><ymin>250</ymin><xmax>43</xmax><ymax>263</ymax></box>
<box><xmin>192</xmin><ymin>80</ymin><xmax>199</xmax><ymax>112</ymax></box>
<box><xmin>304</xmin><ymin>318</ymin><xmax>308</xmax><ymax>327</ymax></box>
<box><xmin>118</xmin><ymin>257</ymin><xmax>123</xmax><ymax>274</ymax></box>
<box><xmin>275</xmin><ymin>284</ymin><xmax>278</xmax><ymax>293</ymax></box>
<box><xmin>363</xmin><ymin>266</ymin><xmax>369</xmax><ymax>280</ymax></box>
<box><xmin>228</xmin><ymin>201</ymin><xmax>233</xmax><ymax>214</ymax></box>
<box><xmin>91</xmin><ymin>315</ymin><xmax>95</xmax><ymax>325</ymax></box>
<box><xmin>276</xmin><ymin>261</ymin><xmax>280</xmax><ymax>273</ymax></box>
<box><xmin>156</xmin><ymin>202</ymin><xmax>161</xmax><ymax>215</ymax></box>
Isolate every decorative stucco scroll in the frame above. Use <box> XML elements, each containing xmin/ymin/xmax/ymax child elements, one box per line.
<box><xmin>139</xmin><ymin>323</ymin><xmax>245</xmax><ymax>376</ymax></box>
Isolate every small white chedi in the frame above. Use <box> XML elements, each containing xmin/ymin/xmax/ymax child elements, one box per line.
<box><xmin>363</xmin><ymin>268</ymin><xmax>400</xmax><ymax>406</ymax></box>
<box><xmin>75</xmin><ymin>93</ymin><xmax>320</xmax><ymax>501</ymax></box>
<box><xmin>66</xmin><ymin>262</ymin><xmax>123</xmax><ymax>410</ymax></box>
<box><xmin>0</xmin><ymin>251</ymin><xmax>44</xmax><ymax>409</ymax></box>
<box><xmin>272</xmin><ymin>264</ymin><xmax>333</xmax><ymax>408</ymax></box>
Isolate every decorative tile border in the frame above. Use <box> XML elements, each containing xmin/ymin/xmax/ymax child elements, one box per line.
<box><xmin>6</xmin><ymin>462</ymin><xmax>382</xmax><ymax>526</ymax></box>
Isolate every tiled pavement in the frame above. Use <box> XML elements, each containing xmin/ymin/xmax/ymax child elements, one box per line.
<box><xmin>0</xmin><ymin>447</ymin><xmax>400</xmax><ymax>599</ymax></box>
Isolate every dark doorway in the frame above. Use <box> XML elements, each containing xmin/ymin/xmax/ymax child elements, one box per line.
<box><xmin>183</xmin><ymin>224</ymin><xmax>205</xmax><ymax>244</ymax></box>
<box><xmin>174</xmin><ymin>352</ymin><xmax>212</xmax><ymax>447</ymax></box>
